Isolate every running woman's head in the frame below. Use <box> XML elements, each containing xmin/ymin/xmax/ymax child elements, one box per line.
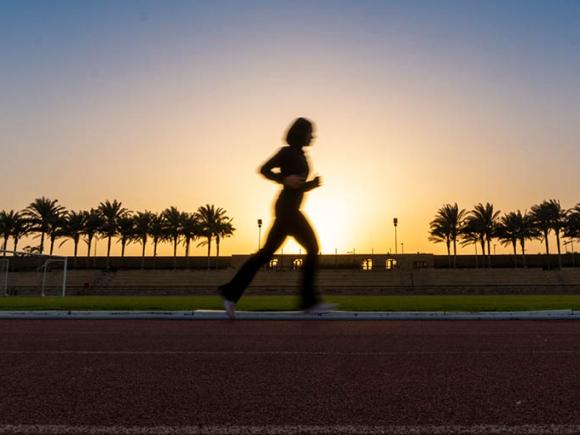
<box><xmin>286</xmin><ymin>117</ymin><xmax>315</xmax><ymax>148</ymax></box>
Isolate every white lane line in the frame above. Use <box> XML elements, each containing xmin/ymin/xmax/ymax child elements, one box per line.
<box><xmin>2</xmin><ymin>310</ymin><xmax>579</xmax><ymax>321</ymax></box>
<box><xmin>1</xmin><ymin>350</ymin><xmax>580</xmax><ymax>356</ymax></box>
<box><xmin>1</xmin><ymin>425</ymin><xmax>580</xmax><ymax>434</ymax></box>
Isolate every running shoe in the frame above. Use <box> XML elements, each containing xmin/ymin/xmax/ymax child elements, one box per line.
<box><xmin>223</xmin><ymin>299</ymin><xmax>236</xmax><ymax>320</ymax></box>
<box><xmin>217</xmin><ymin>285</ymin><xmax>236</xmax><ymax>320</ymax></box>
<box><xmin>303</xmin><ymin>302</ymin><xmax>337</xmax><ymax>315</ymax></box>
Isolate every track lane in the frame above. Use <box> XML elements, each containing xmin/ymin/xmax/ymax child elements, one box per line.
<box><xmin>1</xmin><ymin>320</ymin><xmax>579</xmax><ymax>432</ymax></box>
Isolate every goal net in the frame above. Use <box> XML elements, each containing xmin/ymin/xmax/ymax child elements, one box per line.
<box><xmin>1</xmin><ymin>249</ymin><xmax>68</xmax><ymax>297</ymax></box>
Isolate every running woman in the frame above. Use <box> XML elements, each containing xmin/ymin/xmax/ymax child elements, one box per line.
<box><xmin>218</xmin><ymin>117</ymin><xmax>335</xmax><ymax>319</ymax></box>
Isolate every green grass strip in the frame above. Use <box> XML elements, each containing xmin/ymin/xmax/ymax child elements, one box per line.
<box><xmin>1</xmin><ymin>295</ymin><xmax>580</xmax><ymax>312</ymax></box>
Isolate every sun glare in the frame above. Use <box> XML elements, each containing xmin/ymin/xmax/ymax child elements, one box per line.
<box><xmin>276</xmin><ymin>189</ymin><xmax>352</xmax><ymax>255</ymax></box>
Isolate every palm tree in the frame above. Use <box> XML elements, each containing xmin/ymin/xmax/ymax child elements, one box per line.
<box><xmin>47</xmin><ymin>211</ymin><xmax>68</xmax><ymax>255</ymax></box>
<box><xmin>133</xmin><ymin>211</ymin><xmax>153</xmax><ymax>268</ymax></box>
<box><xmin>429</xmin><ymin>221</ymin><xmax>451</xmax><ymax>267</ymax></box>
<box><xmin>531</xmin><ymin>200</ymin><xmax>567</xmax><ymax>269</ymax></box>
<box><xmin>162</xmin><ymin>207</ymin><xmax>184</xmax><ymax>258</ymax></box>
<box><xmin>565</xmin><ymin>204</ymin><xmax>580</xmax><ymax>240</ymax></box>
<box><xmin>116</xmin><ymin>214</ymin><xmax>135</xmax><ymax>257</ymax></box>
<box><xmin>462</xmin><ymin>214</ymin><xmax>487</xmax><ymax>267</ymax></box>
<box><xmin>0</xmin><ymin>211</ymin><xmax>21</xmax><ymax>255</ymax></box>
<box><xmin>516</xmin><ymin>211</ymin><xmax>538</xmax><ymax>268</ymax></box>
<box><xmin>466</xmin><ymin>203</ymin><xmax>500</xmax><ymax>268</ymax></box>
<box><xmin>148</xmin><ymin>213</ymin><xmax>167</xmax><ymax>257</ymax></box>
<box><xmin>215</xmin><ymin>217</ymin><xmax>235</xmax><ymax>259</ymax></box>
<box><xmin>565</xmin><ymin>204</ymin><xmax>580</xmax><ymax>267</ymax></box>
<box><xmin>428</xmin><ymin>203</ymin><xmax>465</xmax><ymax>268</ymax></box>
<box><xmin>459</xmin><ymin>219</ymin><xmax>480</xmax><ymax>268</ymax></box>
<box><xmin>496</xmin><ymin>212</ymin><xmax>521</xmax><ymax>267</ymax></box>
<box><xmin>547</xmin><ymin>200</ymin><xmax>567</xmax><ymax>269</ymax></box>
<box><xmin>23</xmin><ymin>197</ymin><xmax>66</xmax><ymax>254</ymax></box>
<box><xmin>58</xmin><ymin>211</ymin><xmax>87</xmax><ymax>257</ymax></box>
<box><xmin>84</xmin><ymin>209</ymin><xmax>103</xmax><ymax>257</ymax></box>
<box><xmin>98</xmin><ymin>200</ymin><xmax>128</xmax><ymax>265</ymax></box>
<box><xmin>196</xmin><ymin>204</ymin><xmax>226</xmax><ymax>270</ymax></box>
<box><xmin>47</xmin><ymin>213</ymin><xmax>67</xmax><ymax>255</ymax></box>
<box><xmin>10</xmin><ymin>212</ymin><xmax>30</xmax><ymax>254</ymax></box>
<box><xmin>181</xmin><ymin>213</ymin><xmax>200</xmax><ymax>258</ymax></box>
<box><xmin>531</xmin><ymin>201</ymin><xmax>552</xmax><ymax>258</ymax></box>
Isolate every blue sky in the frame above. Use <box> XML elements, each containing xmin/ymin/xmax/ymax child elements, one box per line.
<box><xmin>1</xmin><ymin>0</ymin><xmax>579</xmax><ymax>255</ymax></box>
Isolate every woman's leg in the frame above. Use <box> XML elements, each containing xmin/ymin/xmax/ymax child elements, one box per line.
<box><xmin>220</xmin><ymin>218</ymin><xmax>287</xmax><ymax>303</ymax></box>
<box><xmin>290</xmin><ymin>212</ymin><xmax>320</xmax><ymax>309</ymax></box>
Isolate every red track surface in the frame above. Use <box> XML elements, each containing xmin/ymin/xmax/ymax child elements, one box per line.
<box><xmin>1</xmin><ymin>320</ymin><xmax>580</xmax><ymax>434</ymax></box>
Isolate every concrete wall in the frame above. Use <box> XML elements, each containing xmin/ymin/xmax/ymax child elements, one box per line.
<box><xmin>3</xmin><ymin>252</ymin><xmax>578</xmax><ymax>271</ymax></box>
<box><xmin>5</xmin><ymin>268</ymin><xmax>580</xmax><ymax>296</ymax></box>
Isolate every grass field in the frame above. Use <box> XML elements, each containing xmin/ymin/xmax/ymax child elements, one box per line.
<box><xmin>1</xmin><ymin>295</ymin><xmax>580</xmax><ymax>311</ymax></box>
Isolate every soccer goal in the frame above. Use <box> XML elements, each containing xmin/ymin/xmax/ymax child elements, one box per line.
<box><xmin>0</xmin><ymin>249</ymin><xmax>68</xmax><ymax>297</ymax></box>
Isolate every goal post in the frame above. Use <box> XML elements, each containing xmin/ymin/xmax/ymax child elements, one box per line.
<box><xmin>39</xmin><ymin>256</ymin><xmax>68</xmax><ymax>297</ymax></box>
<box><xmin>0</xmin><ymin>249</ymin><xmax>68</xmax><ymax>297</ymax></box>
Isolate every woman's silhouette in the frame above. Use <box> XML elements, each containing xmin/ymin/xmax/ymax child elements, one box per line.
<box><xmin>218</xmin><ymin>117</ymin><xmax>334</xmax><ymax>319</ymax></box>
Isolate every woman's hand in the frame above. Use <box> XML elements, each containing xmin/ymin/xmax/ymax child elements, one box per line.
<box><xmin>283</xmin><ymin>175</ymin><xmax>306</xmax><ymax>189</ymax></box>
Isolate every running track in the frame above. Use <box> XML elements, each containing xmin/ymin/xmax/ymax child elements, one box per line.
<box><xmin>1</xmin><ymin>320</ymin><xmax>579</xmax><ymax>434</ymax></box>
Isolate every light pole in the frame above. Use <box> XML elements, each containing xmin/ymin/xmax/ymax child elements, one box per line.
<box><xmin>393</xmin><ymin>218</ymin><xmax>398</xmax><ymax>255</ymax></box>
<box><xmin>257</xmin><ymin>219</ymin><xmax>262</xmax><ymax>250</ymax></box>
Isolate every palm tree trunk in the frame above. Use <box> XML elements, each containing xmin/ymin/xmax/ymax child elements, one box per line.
<box><xmin>452</xmin><ymin>238</ymin><xmax>457</xmax><ymax>268</ymax></box>
<box><xmin>555</xmin><ymin>230</ymin><xmax>562</xmax><ymax>269</ymax></box>
<box><xmin>2</xmin><ymin>236</ymin><xmax>7</xmax><ymax>255</ymax></box>
<box><xmin>87</xmin><ymin>236</ymin><xmax>92</xmax><ymax>257</ymax></box>
<box><xmin>152</xmin><ymin>239</ymin><xmax>158</xmax><ymax>270</ymax></box>
<box><xmin>520</xmin><ymin>238</ymin><xmax>527</xmax><ymax>268</ymax></box>
<box><xmin>122</xmin><ymin>240</ymin><xmax>126</xmax><ymax>257</ymax></box>
<box><xmin>50</xmin><ymin>238</ymin><xmax>55</xmax><ymax>255</ymax></box>
<box><xmin>543</xmin><ymin>229</ymin><xmax>550</xmax><ymax>269</ymax></box>
<box><xmin>486</xmin><ymin>239</ymin><xmax>491</xmax><ymax>268</ymax></box>
<box><xmin>173</xmin><ymin>237</ymin><xmax>177</xmax><ymax>270</ymax></box>
<box><xmin>106</xmin><ymin>236</ymin><xmax>112</xmax><ymax>270</ymax></box>
<box><xmin>74</xmin><ymin>240</ymin><xmax>78</xmax><ymax>257</ymax></box>
<box><xmin>40</xmin><ymin>231</ymin><xmax>45</xmax><ymax>254</ymax></box>
<box><xmin>13</xmin><ymin>237</ymin><xmax>19</xmax><ymax>255</ymax></box>
<box><xmin>185</xmin><ymin>238</ymin><xmax>191</xmax><ymax>270</ymax></box>
<box><xmin>512</xmin><ymin>240</ymin><xmax>517</xmax><ymax>268</ymax></box>
<box><xmin>480</xmin><ymin>239</ymin><xmax>486</xmax><ymax>268</ymax></box>
<box><xmin>207</xmin><ymin>236</ymin><xmax>211</xmax><ymax>270</ymax></box>
<box><xmin>216</xmin><ymin>238</ymin><xmax>221</xmax><ymax>270</ymax></box>
<box><xmin>446</xmin><ymin>240</ymin><xmax>450</xmax><ymax>268</ymax></box>
<box><xmin>141</xmin><ymin>237</ymin><xmax>146</xmax><ymax>270</ymax></box>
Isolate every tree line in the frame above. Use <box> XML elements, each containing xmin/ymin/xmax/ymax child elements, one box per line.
<box><xmin>429</xmin><ymin>200</ymin><xmax>580</xmax><ymax>269</ymax></box>
<box><xmin>0</xmin><ymin>197</ymin><xmax>235</xmax><ymax>264</ymax></box>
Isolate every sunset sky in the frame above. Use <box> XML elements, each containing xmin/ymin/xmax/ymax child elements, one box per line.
<box><xmin>1</xmin><ymin>0</ymin><xmax>579</xmax><ymax>257</ymax></box>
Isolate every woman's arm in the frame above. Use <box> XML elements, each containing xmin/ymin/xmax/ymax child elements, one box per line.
<box><xmin>302</xmin><ymin>176</ymin><xmax>321</xmax><ymax>192</ymax></box>
<box><xmin>259</xmin><ymin>149</ymin><xmax>285</xmax><ymax>184</ymax></box>
<box><xmin>259</xmin><ymin>147</ymin><xmax>314</xmax><ymax>190</ymax></box>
